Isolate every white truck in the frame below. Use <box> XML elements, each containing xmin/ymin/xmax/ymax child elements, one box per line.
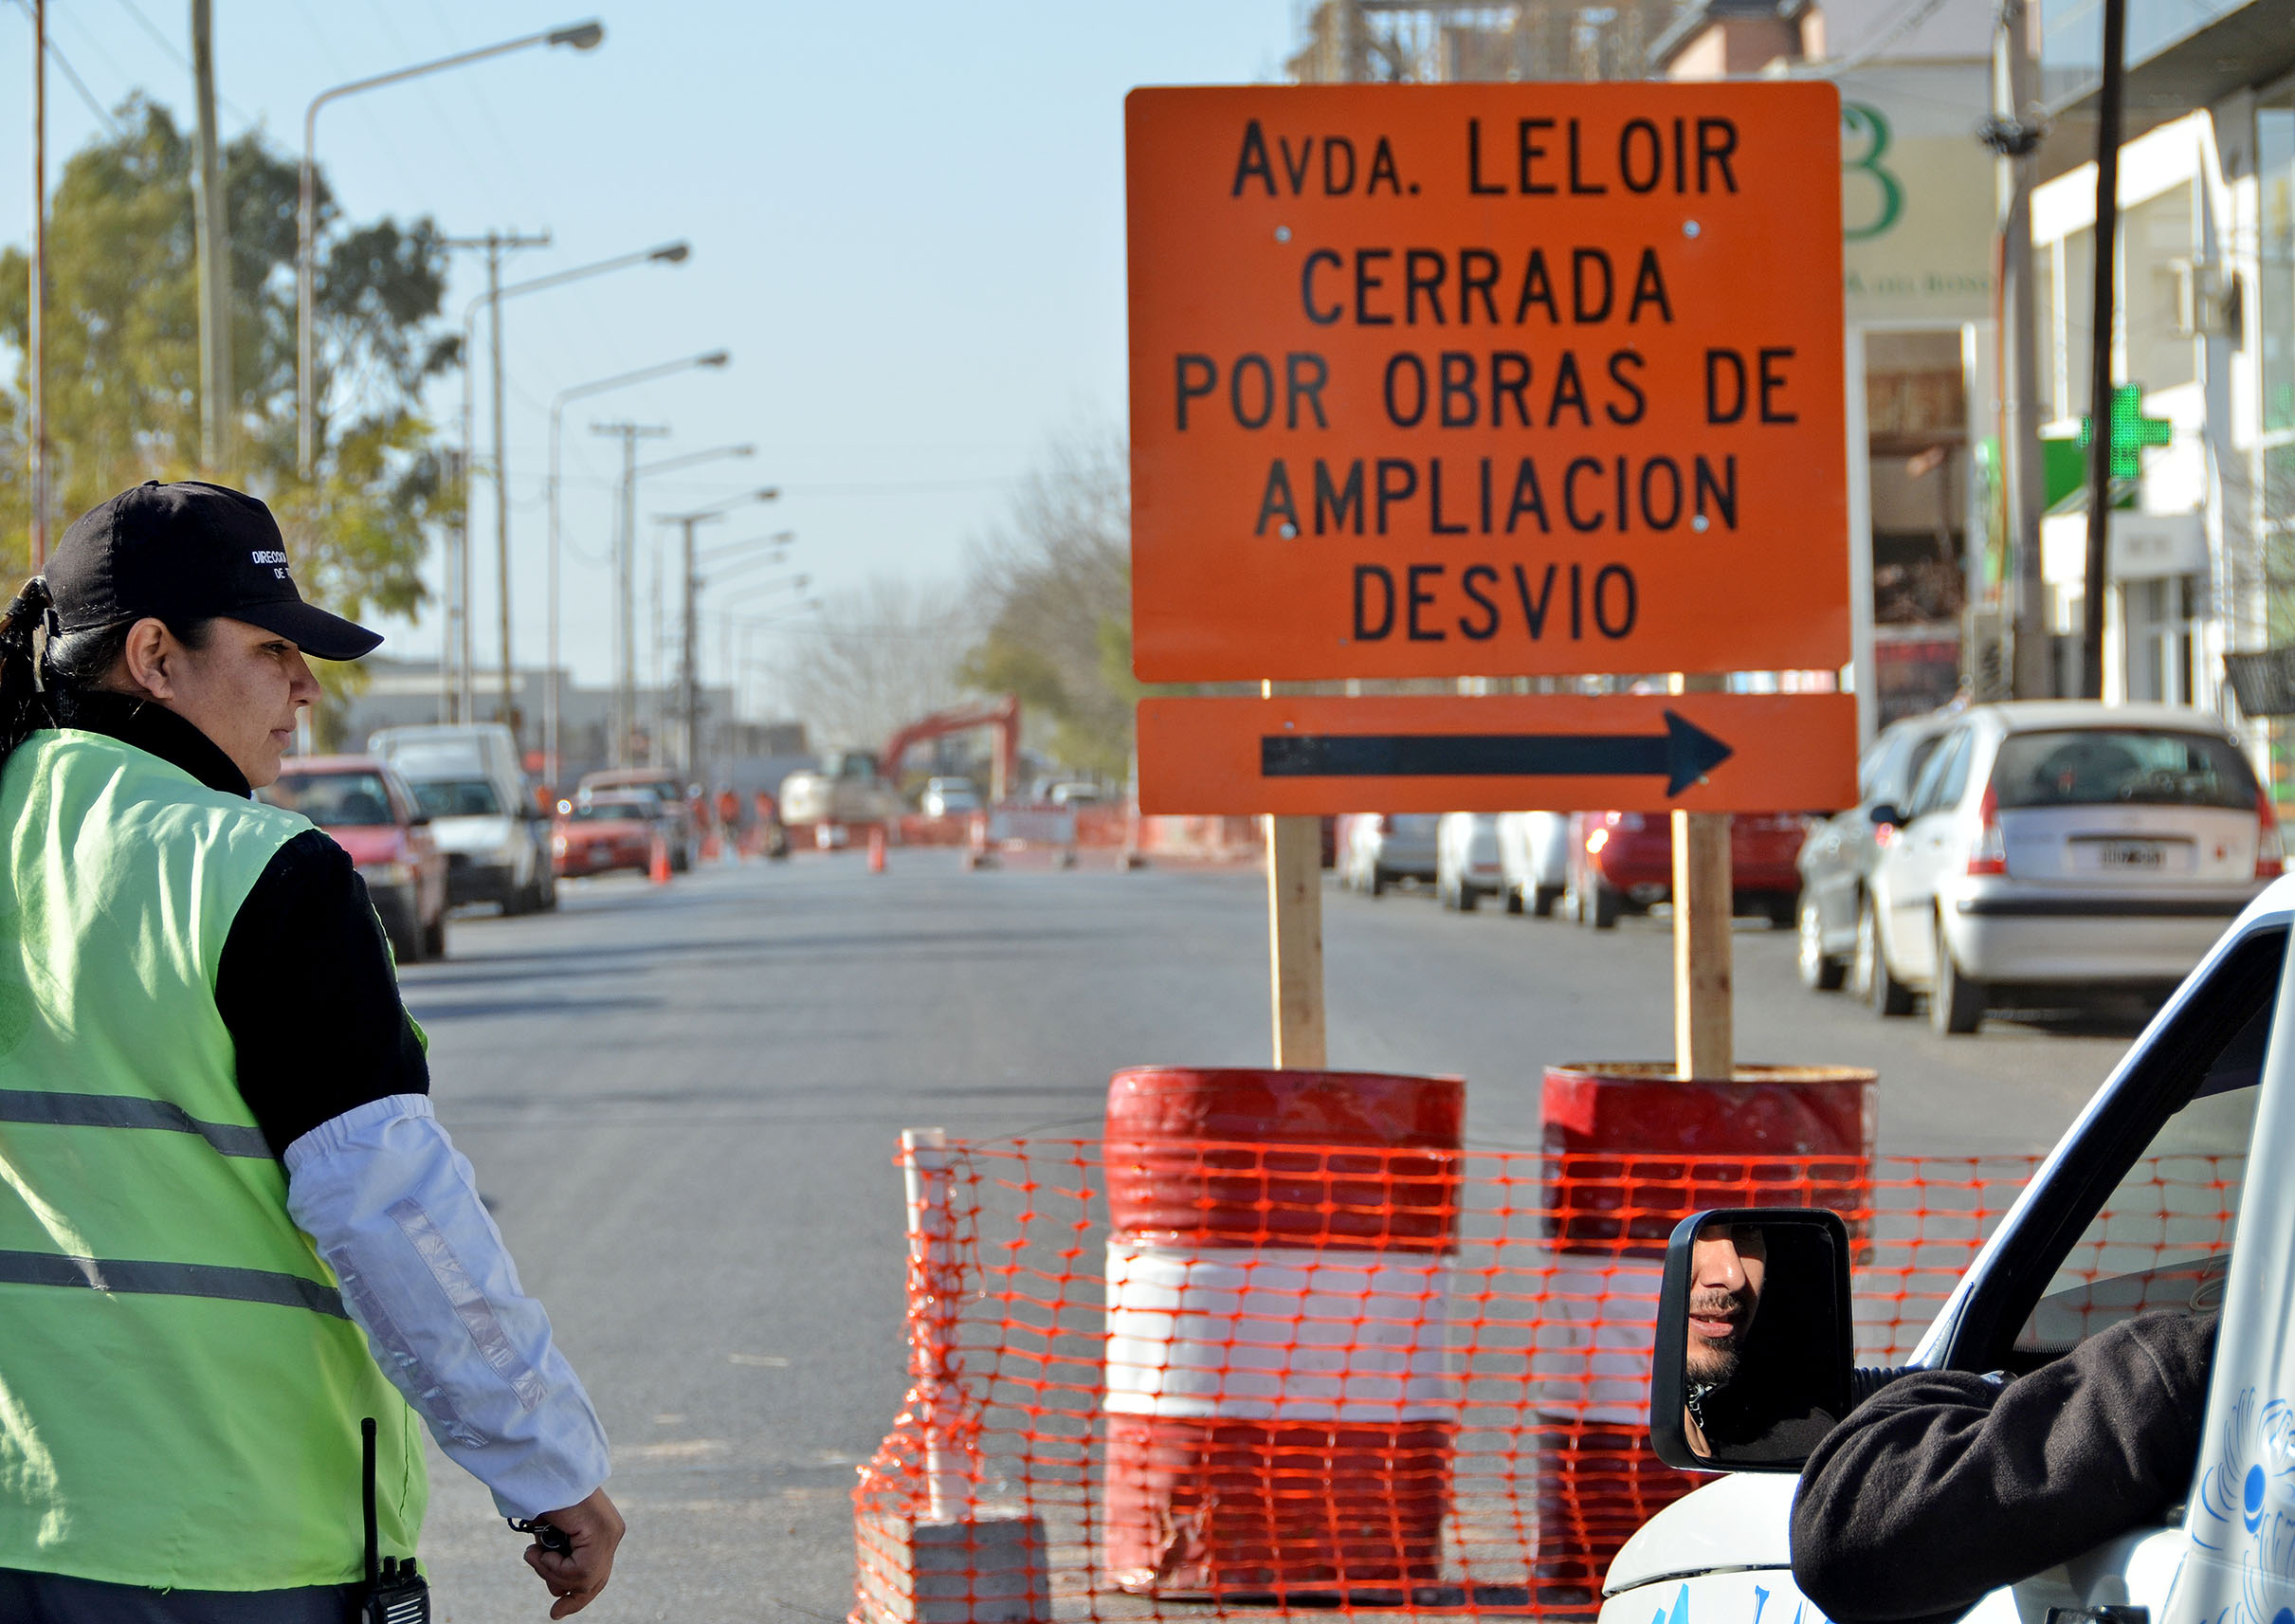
<box><xmin>369</xmin><ymin>723</ymin><xmax>556</xmax><ymax>915</ymax></box>
<box><xmin>1609</xmin><ymin>874</ymin><xmax>2291</xmax><ymax>1624</ymax></box>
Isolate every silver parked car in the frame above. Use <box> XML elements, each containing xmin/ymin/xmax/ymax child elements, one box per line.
<box><xmin>1863</xmin><ymin>702</ymin><xmax>2280</xmax><ymax>1033</ymax></box>
<box><xmin>1338</xmin><ymin>813</ymin><xmax>1441</xmax><ymax>895</ymax></box>
<box><xmin>1496</xmin><ymin>811</ymin><xmax>1571</xmax><ymax>917</ymax></box>
<box><xmin>1435</xmin><ymin>812</ymin><xmax>1504</xmax><ymax>911</ymax></box>
<box><xmin>1794</xmin><ymin>710</ymin><xmax>1957</xmax><ymax>992</ymax></box>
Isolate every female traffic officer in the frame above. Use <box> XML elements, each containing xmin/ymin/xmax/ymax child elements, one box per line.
<box><xmin>0</xmin><ymin>482</ymin><xmax>621</xmax><ymax>1623</ymax></box>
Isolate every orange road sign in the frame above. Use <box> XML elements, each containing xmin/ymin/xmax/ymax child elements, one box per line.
<box><xmin>1137</xmin><ymin>693</ymin><xmax>1857</xmax><ymax>815</ymax></box>
<box><xmin>1127</xmin><ymin>82</ymin><xmax>1848</xmax><ymax>684</ymax></box>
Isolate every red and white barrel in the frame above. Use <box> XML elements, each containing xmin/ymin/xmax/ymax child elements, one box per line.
<box><xmin>1101</xmin><ymin>1067</ymin><xmax>1463</xmax><ymax>1597</ymax></box>
<box><xmin>1529</xmin><ymin>1062</ymin><xmax>1878</xmax><ymax>1602</ymax></box>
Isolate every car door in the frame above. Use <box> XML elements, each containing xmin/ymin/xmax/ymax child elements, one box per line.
<box><xmin>1881</xmin><ymin>727</ymin><xmax>1973</xmax><ymax>985</ymax></box>
<box><xmin>1804</xmin><ymin>734</ymin><xmax>1898</xmax><ymax>942</ymax></box>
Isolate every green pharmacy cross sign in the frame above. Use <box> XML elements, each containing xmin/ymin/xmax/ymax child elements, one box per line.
<box><xmin>2078</xmin><ymin>385</ymin><xmax>2173</xmax><ymax>481</ymax></box>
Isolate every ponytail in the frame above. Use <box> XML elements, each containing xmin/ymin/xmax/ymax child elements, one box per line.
<box><xmin>0</xmin><ymin>578</ymin><xmax>57</xmax><ymax>769</ymax></box>
<box><xmin>0</xmin><ymin>579</ymin><xmax>183</xmax><ymax>776</ymax></box>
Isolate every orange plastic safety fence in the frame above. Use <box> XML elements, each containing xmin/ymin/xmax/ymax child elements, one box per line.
<box><xmin>850</xmin><ymin>1140</ymin><xmax>2237</xmax><ymax>1623</ymax></box>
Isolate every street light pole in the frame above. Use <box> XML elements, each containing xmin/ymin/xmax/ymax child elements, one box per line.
<box><xmin>591</xmin><ymin>424</ymin><xmax>672</xmax><ymax>767</ymax></box>
<box><xmin>546</xmin><ymin>348</ymin><xmax>728</xmax><ymax>784</ymax></box>
<box><xmin>27</xmin><ymin>0</ymin><xmax>47</xmax><ymax>567</ymax></box>
<box><xmin>655</xmin><ymin>484</ymin><xmax>778</xmax><ymax>779</ymax></box>
<box><xmin>296</xmin><ymin>20</ymin><xmax>603</xmax><ymax>477</ymax></box>
<box><xmin>446</xmin><ymin>239</ymin><xmax>690</xmax><ymax>739</ymax></box>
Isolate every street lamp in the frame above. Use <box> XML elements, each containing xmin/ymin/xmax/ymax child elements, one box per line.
<box><xmin>452</xmin><ymin>239</ymin><xmax>693</xmax><ymax>732</ymax></box>
<box><xmin>657</xmin><ymin>489</ymin><xmax>783</xmax><ymax>776</ymax></box>
<box><xmin>297</xmin><ymin>19</ymin><xmax>604</xmax><ymax>475</ymax></box>
<box><xmin>597</xmin><ymin>444</ymin><xmax>761</xmax><ymax>766</ymax></box>
<box><xmin>543</xmin><ymin>349</ymin><xmax>729</xmax><ymax>780</ymax></box>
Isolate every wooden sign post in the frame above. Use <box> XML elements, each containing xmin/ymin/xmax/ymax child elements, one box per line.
<box><xmin>1265</xmin><ymin>682</ymin><xmax>1328</xmax><ymax>1067</ymax></box>
<box><xmin>1124</xmin><ymin>82</ymin><xmax>1850</xmax><ymax>1075</ymax></box>
<box><xmin>1670</xmin><ymin>674</ymin><xmax>1731</xmax><ymax>1080</ymax></box>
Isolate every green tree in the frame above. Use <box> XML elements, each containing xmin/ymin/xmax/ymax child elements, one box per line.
<box><xmin>0</xmin><ymin>96</ymin><xmax>454</xmax><ymax>630</ymax></box>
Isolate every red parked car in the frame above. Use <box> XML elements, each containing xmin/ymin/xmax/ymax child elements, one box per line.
<box><xmin>553</xmin><ymin>793</ymin><xmax>663</xmax><ymax>879</ymax></box>
<box><xmin>262</xmin><ymin>755</ymin><xmax>449</xmax><ymax>962</ymax></box>
<box><xmin>1560</xmin><ymin>810</ymin><xmax>1812</xmax><ymax>930</ymax></box>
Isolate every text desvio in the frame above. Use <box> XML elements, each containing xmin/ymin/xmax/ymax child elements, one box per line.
<box><xmin>1351</xmin><ymin>560</ymin><xmax>1639</xmax><ymax>645</ymax></box>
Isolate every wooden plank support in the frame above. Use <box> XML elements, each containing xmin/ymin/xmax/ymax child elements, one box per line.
<box><xmin>1266</xmin><ymin>813</ymin><xmax>1328</xmax><ymax>1069</ymax></box>
<box><xmin>1671</xmin><ymin>673</ymin><xmax>1733</xmax><ymax>1081</ymax></box>
<box><xmin>1265</xmin><ymin>681</ymin><xmax>1328</xmax><ymax>1069</ymax></box>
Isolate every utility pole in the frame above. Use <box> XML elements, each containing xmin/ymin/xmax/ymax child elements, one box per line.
<box><xmin>1984</xmin><ymin>0</ymin><xmax>2049</xmax><ymax>697</ymax></box>
<box><xmin>27</xmin><ymin>0</ymin><xmax>47</xmax><ymax>568</ymax></box>
<box><xmin>191</xmin><ymin>0</ymin><xmax>232</xmax><ymax>475</ymax></box>
<box><xmin>592</xmin><ymin>423</ymin><xmax>668</xmax><ymax>767</ymax></box>
<box><xmin>2079</xmin><ymin>0</ymin><xmax>2129</xmax><ymax>701</ymax></box>
<box><xmin>676</xmin><ymin>516</ymin><xmax>715</xmax><ymax>777</ymax></box>
<box><xmin>441</xmin><ymin>229</ymin><xmax>549</xmax><ymax>731</ymax></box>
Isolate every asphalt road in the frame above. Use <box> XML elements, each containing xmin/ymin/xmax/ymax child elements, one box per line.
<box><xmin>399</xmin><ymin>849</ymin><xmax>2143</xmax><ymax>1622</ymax></box>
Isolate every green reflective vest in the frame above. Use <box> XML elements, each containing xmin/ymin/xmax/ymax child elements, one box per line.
<box><xmin>0</xmin><ymin>728</ymin><xmax>425</xmax><ymax>1590</ymax></box>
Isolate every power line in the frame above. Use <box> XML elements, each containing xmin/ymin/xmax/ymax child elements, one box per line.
<box><xmin>9</xmin><ymin>1</ymin><xmax>122</xmax><ymax>137</ymax></box>
<box><xmin>104</xmin><ymin>0</ymin><xmax>255</xmax><ymax>123</ymax></box>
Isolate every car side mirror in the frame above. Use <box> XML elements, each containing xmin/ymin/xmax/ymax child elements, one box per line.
<box><xmin>408</xmin><ymin>813</ymin><xmax>431</xmax><ymax>828</ymax></box>
<box><xmin>1650</xmin><ymin>1207</ymin><xmax>1854</xmax><ymax>1473</ymax></box>
<box><xmin>1867</xmin><ymin>803</ymin><xmax>1903</xmax><ymax>828</ymax></box>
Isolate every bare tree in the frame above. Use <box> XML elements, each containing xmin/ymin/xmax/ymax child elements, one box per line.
<box><xmin>768</xmin><ymin>575</ymin><xmax>975</xmax><ymax>753</ymax></box>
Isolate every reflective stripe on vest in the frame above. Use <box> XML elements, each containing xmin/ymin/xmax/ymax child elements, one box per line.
<box><xmin>0</xmin><ymin>1248</ymin><xmax>349</xmax><ymax>1318</ymax></box>
<box><xmin>0</xmin><ymin>1086</ymin><xmax>271</xmax><ymax>1159</ymax></box>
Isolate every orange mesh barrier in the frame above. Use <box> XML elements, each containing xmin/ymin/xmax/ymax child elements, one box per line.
<box><xmin>851</xmin><ymin>1139</ymin><xmax>2240</xmax><ymax>1622</ymax></box>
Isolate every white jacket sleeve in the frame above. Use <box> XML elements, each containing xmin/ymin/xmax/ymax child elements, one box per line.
<box><xmin>284</xmin><ymin>1093</ymin><xmax>610</xmax><ymax>1521</ymax></box>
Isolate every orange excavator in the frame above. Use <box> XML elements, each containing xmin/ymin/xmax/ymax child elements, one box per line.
<box><xmin>879</xmin><ymin>695</ymin><xmax>1021</xmax><ymax>804</ymax></box>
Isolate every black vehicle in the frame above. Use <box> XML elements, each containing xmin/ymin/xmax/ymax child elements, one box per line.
<box><xmin>1794</xmin><ymin>709</ymin><xmax>1957</xmax><ymax>994</ymax></box>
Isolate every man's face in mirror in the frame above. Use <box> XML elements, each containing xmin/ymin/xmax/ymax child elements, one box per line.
<box><xmin>1686</xmin><ymin>1222</ymin><xmax>1768</xmax><ymax>1384</ymax></box>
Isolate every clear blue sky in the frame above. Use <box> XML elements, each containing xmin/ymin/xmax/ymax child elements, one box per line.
<box><xmin>0</xmin><ymin>1</ymin><xmax>1297</xmax><ymax>697</ymax></box>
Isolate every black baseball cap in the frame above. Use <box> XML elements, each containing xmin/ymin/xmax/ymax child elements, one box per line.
<box><xmin>46</xmin><ymin>481</ymin><xmax>383</xmax><ymax>662</ymax></box>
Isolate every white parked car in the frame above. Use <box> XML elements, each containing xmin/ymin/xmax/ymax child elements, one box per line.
<box><xmin>919</xmin><ymin>776</ymin><xmax>980</xmax><ymax>818</ymax></box>
<box><xmin>1336</xmin><ymin>813</ymin><xmax>1441</xmax><ymax>896</ymax></box>
<box><xmin>1434</xmin><ymin>812</ymin><xmax>1504</xmax><ymax>911</ymax></box>
<box><xmin>1860</xmin><ymin>702</ymin><xmax>2279</xmax><ymax>1033</ymax></box>
<box><xmin>1496</xmin><ymin>811</ymin><xmax>1571</xmax><ymax>916</ymax></box>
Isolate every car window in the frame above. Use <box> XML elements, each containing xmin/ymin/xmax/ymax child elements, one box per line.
<box><xmin>1899</xmin><ymin>735</ymin><xmax>1945</xmax><ymax>807</ymax></box>
<box><xmin>410</xmin><ymin>779</ymin><xmax>501</xmax><ymax>817</ymax></box>
<box><xmin>1856</xmin><ymin>734</ymin><xmax>1902</xmax><ymax>802</ymax></box>
<box><xmin>264</xmin><ymin>772</ymin><xmax>398</xmax><ymax>827</ymax></box>
<box><xmin>1992</xmin><ymin>728</ymin><xmax>2258</xmax><ymax>812</ymax></box>
<box><xmin>2013</xmin><ymin>978</ymin><xmax>2268</xmax><ymax>1360</ymax></box>
<box><xmin>569</xmin><ymin>799</ymin><xmax>655</xmax><ymax>823</ymax></box>
<box><xmin>1905</xmin><ymin>731</ymin><xmax>1969</xmax><ymax>819</ymax></box>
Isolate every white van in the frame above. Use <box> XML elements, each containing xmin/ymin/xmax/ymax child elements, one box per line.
<box><xmin>369</xmin><ymin>724</ymin><xmax>556</xmax><ymax>914</ymax></box>
<box><xmin>1607</xmin><ymin>873</ymin><xmax>2294</xmax><ymax>1623</ymax></box>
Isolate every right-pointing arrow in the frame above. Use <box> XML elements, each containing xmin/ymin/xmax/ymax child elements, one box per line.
<box><xmin>1261</xmin><ymin>709</ymin><xmax>1735</xmax><ymax>797</ymax></box>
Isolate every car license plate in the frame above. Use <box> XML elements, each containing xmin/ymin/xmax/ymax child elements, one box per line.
<box><xmin>2097</xmin><ymin>841</ymin><xmax>2166</xmax><ymax>869</ymax></box>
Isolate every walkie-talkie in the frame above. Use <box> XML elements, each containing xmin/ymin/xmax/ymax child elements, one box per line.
<box><xmin>358</xmin><ymin>1417</ymin><xmax>430</xmax><ymax>1624</ymax></box>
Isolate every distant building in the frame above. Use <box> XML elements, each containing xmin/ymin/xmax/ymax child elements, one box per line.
<box><xmin>326</xmin><ymin>656</ymin><xmax>809</xmax><ymax>794</ymax></box>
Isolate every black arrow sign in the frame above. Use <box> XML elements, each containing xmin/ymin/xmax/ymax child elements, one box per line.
<box><xmin>1260</xmin><ymin>709</ymin><xmax>1735</xmax><ymax>797</ymax></box>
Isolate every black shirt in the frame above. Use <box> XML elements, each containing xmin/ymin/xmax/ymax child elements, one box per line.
<box><xmin>52</xmin><ymin>691</ymin><xmax>430</xmax><ymax>1157</ymax></box>
<box><xmin>1790</xmin><ymin>1309</ymin><xmax>2217</xmax><ymax>1624</ymax></box>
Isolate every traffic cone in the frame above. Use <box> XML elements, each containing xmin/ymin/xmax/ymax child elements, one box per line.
<box><xmin>648</xmin><ymin>834</ymin><xmax>672</xmax><ymax>885</ymax></box>
<box><xmin>866</xmin><ymin>825</ymin><xmax>887</xmax><ymax>874</ymax></box>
